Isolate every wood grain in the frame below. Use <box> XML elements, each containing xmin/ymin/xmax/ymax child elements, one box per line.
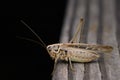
<box><xmin>52</xmin><ymin>0</ymin><xmax>120</xmax><ymax>80</ymax></box>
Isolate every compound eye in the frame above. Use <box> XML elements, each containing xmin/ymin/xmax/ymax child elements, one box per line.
<box><xmin>51</xmin><ymin>45</ymin><xmax>58</xmax><ymax>52</ymax></box>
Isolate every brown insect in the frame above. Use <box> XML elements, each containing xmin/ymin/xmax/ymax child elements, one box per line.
<box><xmin>19</xmin><ymin>18</ymin><xmax>113</xmax><ymax>73</ymax></box>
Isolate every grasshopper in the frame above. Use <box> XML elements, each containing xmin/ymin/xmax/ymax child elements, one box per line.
<box><xmin>19</xmin><ymin>18</ymin><xmax>113</xmax><ymax>73</ymax></box>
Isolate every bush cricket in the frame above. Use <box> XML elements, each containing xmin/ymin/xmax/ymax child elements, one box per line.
<box><xmin>19</xmin><ymin>18</ymin><xmax>113</xmax><ymax>73</ymax></box>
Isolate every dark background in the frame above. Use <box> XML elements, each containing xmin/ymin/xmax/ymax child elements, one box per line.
<box><xmin>2</xmin><ymin>0</ymin><xmax>67</xmax><ymax>80</ymax></box>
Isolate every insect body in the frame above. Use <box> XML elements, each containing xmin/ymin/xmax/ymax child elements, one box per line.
<box><xmin>47</xmin><ymin>43</ymin><xmax>112</xmax><ymax>63</ymax></box>
<box><xmin>47</xmin><ymin>43</ymin><xmax>100</xmax><ymax>62</ymax></box>
<box><xmin>20</xmin><ymin>18</ymin><xmax>113</xmax><ymax>72</ymax></box>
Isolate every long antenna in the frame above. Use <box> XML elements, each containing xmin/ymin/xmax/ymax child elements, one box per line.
<box><xmin>16</xmin><ymin>36</ymin><xmax>46</xmax><ymax>48</ymax></box>
<box><xmin>20</xmin><ymin>20</ymin><xmax>46</xmax><ymax>48</ymax></box>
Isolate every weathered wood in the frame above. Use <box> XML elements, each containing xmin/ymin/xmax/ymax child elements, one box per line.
<box><xmin>52</xmin><ymin>0</ymin><xmax>74</xmax><ymax>80</ymax></box>
<box><xmin>87</xmin><ymin>0</ymin><xmax>101</xmax><ymax>80</ymax></box>
<box><xmin>102</xmin><ymin>0</ymin><xmax>120</xmax><ymax>80</ymax></box>
<box><xmin>52</xmin><ymin>0</ymin><xmax>120</xmax><ymax>80</ymax></box>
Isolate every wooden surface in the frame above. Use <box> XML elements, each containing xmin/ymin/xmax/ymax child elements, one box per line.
<box><xmin>52</xmin><ymin>0</ymin><xmax>120</xmax><ymax>80</ymax></box>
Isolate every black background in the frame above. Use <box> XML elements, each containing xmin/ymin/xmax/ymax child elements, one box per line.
<box><xmin>2</xmin><ymin>0</ymin><xmax>67</xmax><ymax>80</ymax></box>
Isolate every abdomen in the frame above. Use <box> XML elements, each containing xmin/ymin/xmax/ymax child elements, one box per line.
<box><xmin>62</xmin><ymin>47</ymin><xmax>100</xmax><ymax>62</ymax></box>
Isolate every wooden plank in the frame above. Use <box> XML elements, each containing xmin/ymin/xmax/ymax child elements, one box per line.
<box><xmin>87</xmin><ymin>0</ymin><xmax>102</xmax><ymax>80</ymax></box>
<box><xmin>68</xmin><ymin>0</ymin><xmax>86</xmax><ymax>80</ymax></box>
<box><xmin>102</xmin><ymin>0</ymin><xmax>120</xmax><ymax>80</ymax></box>
<box><xmin>52</xmin><ymin>0</ymin><xmax>74</xmax><ymax>80</ymax></box>
<box><xmin>52</xmin><ymin>0</ymin><xmax>120</xmax><ymax>80</ymax></box>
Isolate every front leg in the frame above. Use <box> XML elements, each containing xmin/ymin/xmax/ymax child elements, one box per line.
<box><xmin>52</xmin><ymin>48</ymin><xmax>62</xmax><ymax>75</ymax></box>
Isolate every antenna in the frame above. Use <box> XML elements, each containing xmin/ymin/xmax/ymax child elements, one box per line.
<box><xmin>20</xmin><ymin>20</ymin><xmax>46</xmax><ymax>48</ymax></box>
